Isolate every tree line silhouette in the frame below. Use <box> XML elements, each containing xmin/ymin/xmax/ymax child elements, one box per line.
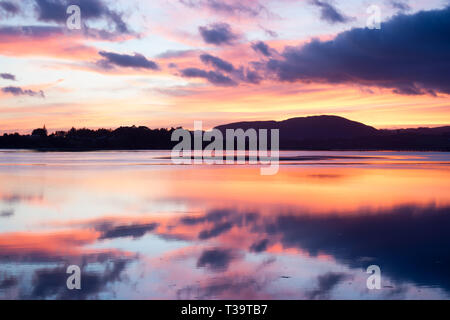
<box><xmin>1</xmin><ymin>116</ymin><xmax>450</xmax><ymax>151</ymax></box>
<box><xmin>0</xmin><ymin>126</ymin><xmax>180</xmax><ymax>150</ymax></box>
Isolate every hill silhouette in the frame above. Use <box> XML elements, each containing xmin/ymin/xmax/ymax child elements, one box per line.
<box><xmin>0</xmin><ymin>116</ymin><xmax>449</xmax><ymax>151</ymax></box>
<box><xmin>216</xmin><ymin>115</ymin><xmax>450</xmax><ymax>150</ymax></box>
<box><xmin>216</xmin><ymin>115</ymin><xmax>378</xmax><ymax>141</ymax></box>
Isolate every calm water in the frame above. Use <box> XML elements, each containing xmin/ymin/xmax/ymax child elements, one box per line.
<box><xmin>1</xmin><ymin>150</ymin><xmax>450</xmax><ymax>300</ymax></box>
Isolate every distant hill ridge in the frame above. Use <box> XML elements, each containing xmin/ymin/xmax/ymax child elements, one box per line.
<box><xmin>216</xmin><ymin>115</ymin><xmax>379</xmax><ymax>141</ymax></box>
<box><xmin>215</xmin><ymin>115</ymin><xmax>450</xmax><ymax>150</ymax></box>
<box><xmin>1</xmin><ymin>115</ymin><xmax>449</xmax><ymax>151</ymax></box>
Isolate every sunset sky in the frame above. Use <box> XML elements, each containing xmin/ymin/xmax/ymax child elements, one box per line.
<box><xmin>0</xmin><ymin>0</ymin><xmax>449</xmax><ymax>133</ymax></box>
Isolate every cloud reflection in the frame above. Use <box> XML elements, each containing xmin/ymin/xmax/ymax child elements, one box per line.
<box><xmin>1</xmin><ymin>163</ymin><xmax>450</xmax><ymax>299</ymax></box>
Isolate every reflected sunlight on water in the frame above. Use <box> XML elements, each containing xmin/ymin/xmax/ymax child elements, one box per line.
<box><xmin>0</xmin><ymin>150</ymin><xmax>450</xmax><ymax>299</ymax></box>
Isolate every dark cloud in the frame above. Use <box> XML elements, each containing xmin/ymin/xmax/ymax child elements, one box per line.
<box><xmin>267</xmin><ymin>7</ymin><xmax>450</xmax><ymax>95</ymax></box>
<box><xmin>245</xmin><ymin>70</ymin><xmax>262</xmax><ymax>84</ymax></box>
<box><xmin>176</xmin><ymin>203</ymin><xmax>450</xmax><ymax>294</ymax></box>
<box><xmin>268</xmin><ymin>204</ymin><xmax>450</xmax><ymax>292</ymax></box>
<box><xmin>179</xmin><ymin>0</ymin><xmax>266</xmax><ymax>18</ymax></box>
<box><xmin>198</xmin><ymin>222</ymin><xmax>233</xmax><ymax>239</ymax></box>
<box><xmin>97</xmin><ymin>51</ymin><xmax>159</xmax><ymax>70</ymax></box>
<box><xmin>251</xmin><ymin>41</ymin><xmax>272</xmax><ymax>57</ymax></box>
<box><xmin>197</xmin><ymin>248</ymin><xmax>234</xmax><ymax>272</ymax></box>
<box><xmin>0</xmin><ymin>276</ymin><xmax>18</xmax><ymax>290</ymax></box>
<box><xmin>180</xmin><ymin>61</ymin><xmax>261</xmax><ymax>86</ymax></box>
<box><xmin>199</xmin><ymin>23</ymin><xmax>238</xmax><ymax>45</ymax></box>
<box><xmin>33</xmin><ymin>0</ymin><xmax>69</xmax><ymax>22</ymax></box>
<box><xmin>180</xmin><ymin>209</ymin><xmax>259</xmax><ymax>241</ymax></box>
<box><xmin>0</xmin><ymin>209</ymin><xmax>14</xmax><ymax>217</ymax></box>
<box><xmin>0</xmin><ymin>25</ymin><xmax>127</xmax><ymax>42</ymax></box>
<box><xmin>236</xmin><ymin>67</ymin><xmax>263</xmax><ymax>84</ymax></box>
<box><xmin>31</xmin><ymin>259</ymin><xmax>130</xmax><ymax>299</ymax></box>
<box><xmin>306</xmin><ymin>272</ymin><xmax>350</xmax><ymax>299</ymax></box>
<box><xmin>0</xmin><ymin>193</ymin><xmax>43</xmax><ymax>204</ymax></box>
<box><xmin>181</xmin><ymin>67</ymin><xmax>237</xmax><ymax>86</ymax></box>
<box><xmin>0</xmin><ymin>1</ymin><xmax>19</xmax><ymax>15</ymax></box>
<box><xmin>2</xmin><ymin>86</ymin><xmax>45</xmax><ymax>98</ymax></box>
<box><xmin>181</xmin><ymin>209</ymin><xmax>231</xmax><ymax>225</ymax></box>
<box><xmin>33</xmin><ymin>0</ymin><xmax>130</xmax><ymax>34</ymax></box>
<box><xmin>0</xmin><ymin>25</ymin><xmax>63</xmax><ymax>38</ymax></box>
<box><xmin>250</xmin><ymin>239</ymin><xmax>269</xmax><ymax>253</ymax></box>
<box><xmin>0</xmin><ymin>73</ymin><xmax>15</xmax><ymax>81</ymax></box>
<box><xmin>389</xmin><ymin>0</ymin><xmax>411</xmax><ymax>11</ymax></box>
<box><xmin>259</xmin><ymin>25</ymin><xmax>278</xmax><ymax>38</ymax></box>
<box><xmin>310</xmin><ymin>0</ymin><xmax>353</xmax><ymax>24</ymax></box>
<box><xmin>200</xmin><ymin>54</ymin><xmax>235</xmax><ymax>72</ymax></box>
<box><xmin>100</xmin><ymin>223</ymin><xmax>158</xmax><ymax>240</ymax></box>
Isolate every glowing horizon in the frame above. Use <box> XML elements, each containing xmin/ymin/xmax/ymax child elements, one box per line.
<box><xmin>1</xmin><ymin>0</ymin><xmax>449</xmax><ymax>134</ymax></box>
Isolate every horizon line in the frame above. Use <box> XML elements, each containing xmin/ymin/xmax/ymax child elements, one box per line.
<box><xmin>2</xmin><ymin>114</ymin><xmax>450</xmax><ymax>136</ymax></box>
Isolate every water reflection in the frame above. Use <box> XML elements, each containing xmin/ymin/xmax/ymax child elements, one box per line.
<box><xmin>0</xmin><ymin>150</ymin><xmax>449</xmax><ymax>299</ymax></box>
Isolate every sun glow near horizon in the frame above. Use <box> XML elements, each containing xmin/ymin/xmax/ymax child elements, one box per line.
<box><xmin>0</xmin><ymin>0</ymin><xmax>449</xmax><ymax>134</ymax></box>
